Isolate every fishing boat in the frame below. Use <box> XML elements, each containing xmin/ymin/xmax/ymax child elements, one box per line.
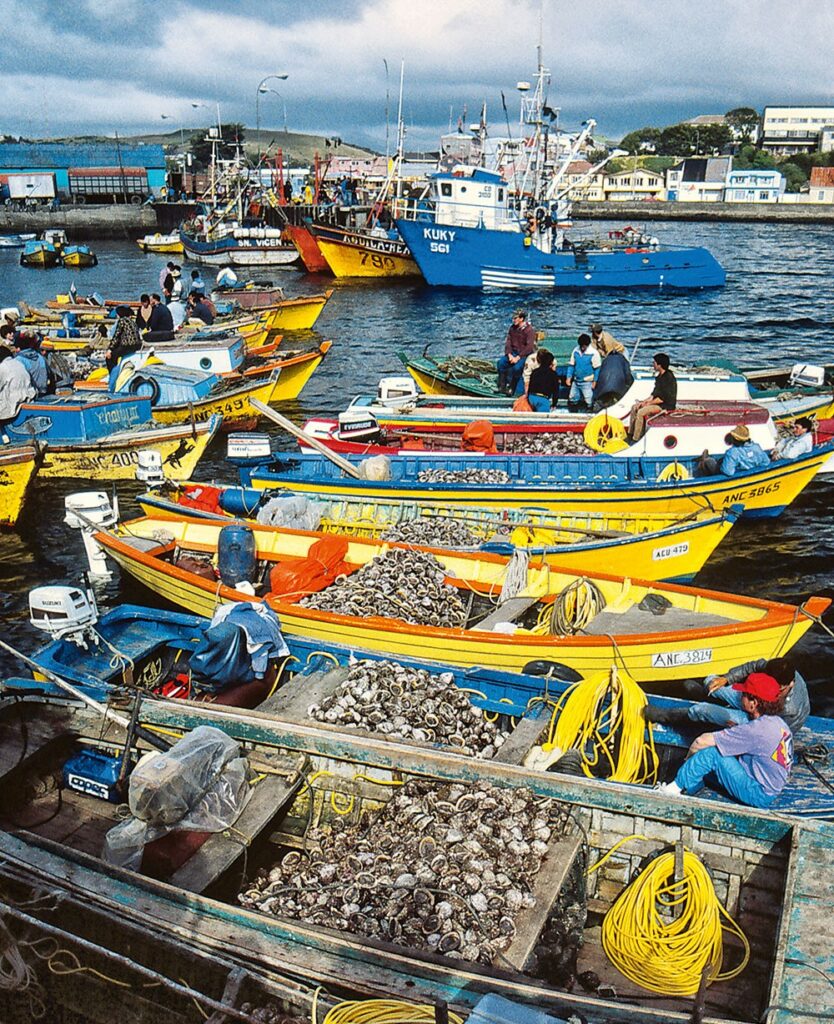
<box><xmin>138</xmin><ymin>482</ymin><xmax>742</xmax><ymax>582</ymax></box>
<box><xmin>300</xmin><ymin>400</ymin><xmax>781</xmax><ymax>463</ymax></box>
<box><xmin>136</xmin><ymin>231</ymin><xmax>184</xmax><ymax>253</ymax></box>
<box><xmin>0</xmin><ymin>445</ymin><xmax>39</xmax><ymax>526</ymax></box>
<box><xmin>180</xmin><ymin>221</ymin><xmax>300</xmax><ymax>267</ymax></box>
<box><xmin>61</xmin><ymin>243</ymin><xmax>98</xmax><ymax>268</ymax></box>
<box><xmin>211</xmin><ymin>283</ymin><xmax>286</xmax><ymax>309</ymax></box>
<box><xmin>88</xmin><ymin>511</ymin><xmax>828</xmax><ymax>682</ymax></box>
<box><xmin>399</xmin><ymin>353</ymin><xmax>834</xmax><ymax>423</ymax></box>
<box><xmin>283</xmin><ymin>220</ymin><xmax>330</xmax><ymax>272</ymax></box>
<box><xmin>236</xmin><ymin>445</ymin><xmax>833</xmax><ymax>519</ymax></box>
<box><xmin>310</xmin><ymin>221</ymin><xmax>421</xmax><ymax>278</ymax></box>
<box><xmin>3</xmin><ymin>393</ymin><xmax>220</xmax><ymax>481</ymax></box>
<box><xmin>19</xmin><ymin>237</ymin><xmax>61</xmax><ymax>268</ymax></box>
<box><xmin>0</xmin><ymin>232</ymin><xmax>35</xmax><ymax>248</ymax></box>
<box><xmin>15</xmin><ymin>600</ymin><xmax>834</xmax><ymax>823</ymax></box>
<box><xmin>0</xmin><ymin>659</ymin><xmax>829</xmax><ymax>1022</ymax></box>
<box><xmin>395</xmin><ymin>58</ymin><xmax>724</xmax><ymax>290</ymax></box>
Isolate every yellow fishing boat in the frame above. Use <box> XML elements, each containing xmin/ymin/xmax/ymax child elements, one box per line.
<box><xmin>0</xmin><ymin>446</ymin><xmax>39</xmax><ymax>526</ymax></box>
<box><xmin>94</xmin><ymin>513</ymin><xmax>828</xmax><ymax>684</ymax></box>
<box><xmin>253</xmin><ymin>341</ymin><xmax>332</xmax><ymax>400</ymax></box>
<box><xmin>143</xmin><ymin>372</ymin><xmax>282</xmax><ymax>430</ymax></box>
<box><xmin>312</xmin><ymin>226</ymin><xmax>420</xmax><ymax>278</ymax></box>
<box><xmin>37</xmin><ymin>416</ymin><xmax>221</xmax><ymax>481</ymax></box>
<box><xmin>257</xmin><ymin>290</ymin><xmax>334</xmax><ymax>331</ymax></box>
<box><xmin>241</xmin><ymin>444</ymin><xmax>833</xmax><ymax>520</ymax></box>
<box><xmin>136</xmin><ymin>232</ymin><xmax>184</xmax><ymax>254</ymax></box>
<box><xmin>138</xmin><ymin>485</ymin><xmax>741</xmax><ymax>582</ymax></box>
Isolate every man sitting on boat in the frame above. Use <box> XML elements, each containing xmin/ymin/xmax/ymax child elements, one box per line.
<box><xmin>590</xmin><ymin>323</ymin><xmax>625</xmax><ymax>358</ymax></box>
<box><xmin>215</xmin><ymin>265</ymin><xmax>242</xmax><ymax>290</ymax></box>
<box><xmin>497</xmin><ymin>309</ymin><xmax>536</xmax><ymax>395</ymax></box>
<box><xmin>627</xmin><ymin>353</ymin><xmax>676</xmax><ymax>442</ymax></box>
<box><xmin>526</xmin><ymin>349</ymin><xmax>561</xmax><ymax>411</ymax></box>
<box><xmin>186</xmin><ymin>291</ymin><xmax>215</xmax><ymax>326</ymax></box>
<box><xmin>141</xmin><ymin>294</ymin><xmax>175</xmax><ymax>343</ymax></box>
<box><xmin>592</xmin><ymin>348</ymin><xmax>634</xmax><ymax>411</ymax></box>
<box><xmin>0</xmin><ymin>344</ymin><xmax>35</xmax><ymax>442</ymax></box>
<box><xmin>645</xmin><ymin>656</ymin><xmax>809</xmax><ymax>734</ymax></box>
<box><xmin>772</xmin><ymin>417</ymin><xmax>814</xmax><ymax>461</ymax></box>
<box><xmin>565</xmin><ymin>334</ymin><xmax>601</xmax><ymax>412</ymax></box>
<box><xmin>106</xmin><ymin>306</ymin><xmax>143</xmax><ymax>381</ymax></box>
<box><xmin>14</xmin><ymin>332</ymin><xmax>53</xmax><ymax>396</ymax></box>
<box><xmin>720</xmin><ymin>423</ymin><xmax>770</xmax><ymax>476</ymax></box>
<box><xmin>656</xmin><ymin>673</ymin><xmax>793</xmax><ymax>809</ymax></box>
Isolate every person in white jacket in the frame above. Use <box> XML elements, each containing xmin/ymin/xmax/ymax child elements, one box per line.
<box><xmin>0</xmin><ymin>345</ymin><xmax>35</xmax><ymax>442</ymax></box>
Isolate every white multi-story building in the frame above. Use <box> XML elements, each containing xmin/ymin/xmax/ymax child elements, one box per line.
<box><xmin>724</xmin><ymin>169</ymin><xmax>785</xmax><ymax>203</ymax></box>
<box><xmin>602</xmin><ymin>168</ymin><xmax>665</xmax><ymax>201</ymax></box>
<box><xmin>666</xmin><ymin>157</ymin><xmax>732</xmax><ymax>202</ymax></box>
<box><xmin>760</xmin><ymin>106</ymin><xmax>834</xmax><ymax>154</ymax></box>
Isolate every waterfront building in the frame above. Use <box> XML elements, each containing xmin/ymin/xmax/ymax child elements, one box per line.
<box><xmin>806</xmin><ymin>166</ymin><xmax>834</xmax><ymax>204</ymax></box>
<box><xmin>760</xmin><ymin>106</ymin><xmax>834</xmax><ymax>154</ymax></box>
<box><xmin>602</xmin><ymin>167</ymin><xmax>665</xmax><ymax>202</ymax></box>
<box><xmin>0</xmin><ymin>142</ymin><xmax>166</xmax><ymax>203</ymax></box>
<box><xmin>666</xmin><ymin>157</ymin><xmax>732</xmax><ymax>202</ymax></box>
<box><xmin>724</xmin><ymin>168</ymin><xmax>785</xmax><ymax>203</ymax></box>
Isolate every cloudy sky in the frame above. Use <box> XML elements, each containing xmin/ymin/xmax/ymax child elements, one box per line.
<box><xmin>4</xmin><ymin>0</ymin><xmax>832</xmax><ymax>151</ymax></box>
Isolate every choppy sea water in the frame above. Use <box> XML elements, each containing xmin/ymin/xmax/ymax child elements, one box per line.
<box><xmin>0</xmin><ymin>218</ymin><xmax>832</xmax><ymax>711</ymax></box>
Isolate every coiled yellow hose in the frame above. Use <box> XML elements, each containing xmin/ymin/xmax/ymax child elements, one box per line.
<box><xmin>601</xmin><ymin>848</ymin><xmax>750</xmax><ymax>996</ymax></box>
<box><xmin>322</xmin><ymin>999</ymin><xmax>464</xmax><ymax>1024</ymax></box>
<box><xmin>544</xmin><ymin>667</ymin><xmax>658</xmax><ymax>784</ymax></box>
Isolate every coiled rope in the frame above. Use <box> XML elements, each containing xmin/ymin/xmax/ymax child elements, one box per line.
<box><xmin>322</xmin><ymin>999</ymin><xmax>464</xmax><ymax>1024</ymax></box>
<box><xmin>543</xmin><ymin>667</ymin><xmax>658</xmax><ymax>784</ymax></box>
<box><xmin>601</xmin><ymin>847</ymin><xmax>750</xmax><ymax>996</ymax></box>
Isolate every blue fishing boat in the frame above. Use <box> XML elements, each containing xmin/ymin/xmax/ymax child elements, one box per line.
<box><xmin>19</xmin><ymin>237</ymin><xmax>60</xmax><ymax>268</ymax></box>
<box><xmin>61</xmin><ymin>243</ymin><xmax>98</xmax><ymax>268</ymax></box>
<box><xmin>395</xmin><ymin>58</ymin><xmax>725</xmax><ymax>291</ymax></box>
<box><xmin>233</xmin><ymin>444</ymin><xmax>834</xmax><ymax>519</ymax></box>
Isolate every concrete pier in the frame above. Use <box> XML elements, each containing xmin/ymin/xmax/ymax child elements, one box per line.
<box><xmin>573</xmin><ymin>200</ymin><xmax>834</xmax><ymax>223</ymax></box>
<box><xmin>0</xmin><ymin>205</ymin><xmax>156</xmax><ymax>240</ymax></box>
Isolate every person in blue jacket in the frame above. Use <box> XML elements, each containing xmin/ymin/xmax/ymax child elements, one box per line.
<box><xmin>720</xmin><ymin>423</ymin><xmax>770</xmax><ymax>476</ymax></box>
<box><xmin>565</xmin><ymin>333</ymin><xmax>600</xmax><ymax>411</ymax></box>
<box><xmin>14</xmin><ymin>333</ymin><xmax>52</xmax><ymax>395</ymax></box>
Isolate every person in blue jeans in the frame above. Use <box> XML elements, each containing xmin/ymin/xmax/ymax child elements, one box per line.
<box><xmin>497</xmin><ymin>309</ymin><xmax>536</xmax><ymax>395</ymax></box>
<box><xmin>565</xmin><ymin>333</ymin><xmax>600</xmax><ymax>410</ymax></box>
<box><xmin>644</xmin><ymin>655</ymin><xmax>809</xmax><ymax>734</ymax></box>
<box><xmin>655</xmin><ymin>673</ymin><xmax>793</xmax><ymax>808</ymax></box>
<box><xmin>525</xmin><ymin>348</ymin><xmax>560</xmax><ymax>411</ymax></box>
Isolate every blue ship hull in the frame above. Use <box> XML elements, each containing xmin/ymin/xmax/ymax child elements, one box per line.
<box><xmin>395</xmin><ymin>219</ymin><xmax>726</xmax><ymax>290</ymax></box>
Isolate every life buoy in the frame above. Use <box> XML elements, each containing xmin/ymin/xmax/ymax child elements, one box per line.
<box><xmin>657</xmin><ymin>461</ymin><xmax>690</xmax><ymax>482</ymax></box>
<box><xmin>583</xmin><ymin>412</ymin><xmax>629</xmax><ymax>453</ymax></box>
<box><xmin>127</xmin><ymin>374</ymin><xmax>161</xmax><ymax>405</ymax></box>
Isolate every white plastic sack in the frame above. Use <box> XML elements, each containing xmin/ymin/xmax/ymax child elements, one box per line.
<box><xmin>255</xmin><ymin>494</ymin><xmax>323</xmax><ymax>531</ymax></box>
<box><xmin>359</xmin><ymin>455</ymin><xmax>392</xmax><ymax>481</ymax></box>
<box><xmin>103</xmin><ymin>726</ymin><xmax>251</xmax><ymax>871</ymax></box>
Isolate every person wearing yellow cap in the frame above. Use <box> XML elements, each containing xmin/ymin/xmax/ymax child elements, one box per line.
<box><xmin>720</xmin><ymin>422</ymin><xmax>770</xmax><ymax>476</ymax></box>
<box><xmin>655</xmin><ymin>673</ymin><xmax>793</xmax><ymax>808</ymax></box>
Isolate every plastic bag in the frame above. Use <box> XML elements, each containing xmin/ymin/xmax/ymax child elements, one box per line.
<box><xmin>512</xmin><ymin>395</ymin><xmax>533</xmax><ymax>412</ymax></box>
<box><xmin>358</xmin><ymin>455</ymin><xmax>392</xmax><ymax>480</ymax></box>
<box><xmin>103</xmin><ymin>726</ymin><xmax>251</xmax><ymax>871</ymax></box>
<box><xmin>255</xmin><ymin>494</ymin><xmax>323</xmax><ymax>531</ymax></box>
<box><xmin>269</xmin><ymin>534</ymin><xmax>355</xmax><ymax>598</ymax></box>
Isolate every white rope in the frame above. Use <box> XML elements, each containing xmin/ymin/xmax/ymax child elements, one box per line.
<box><xmin>499</xmin><ymin>548</ymin><xmax>529</xmax><ymax>604</ymax></box>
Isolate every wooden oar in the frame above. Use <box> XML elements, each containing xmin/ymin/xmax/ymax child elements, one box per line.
<box><xmin>0</xmin><ymin>637</ymin><xmax>170</xmax><ymax>751</ymax></box>
<box><xmin>250</xmin><ymin>399</ymin><xmax>362</xmax><ymax>479</ymax></box>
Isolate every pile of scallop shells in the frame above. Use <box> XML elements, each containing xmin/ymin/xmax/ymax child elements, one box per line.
<box><xmin>239</xmin><ymin>779</ymin><xmax>576</xmax><ymax>966</ymax></box>
<box><xmin>503</xmin><ymin>432</ymin><xmax>593</xmax><ymax>456</ymax></box>
<box><xmin>380</xmin><ymin>515</ymin><xmax>480</xmax><ymax>548</ymax></box>
<box><xmin>417</xmin><ymin>467</ymin><xmax>510</xmax><ymax>484</ymax></box>
<box><xmin>298</xmin><ymin>548</ymin><xmax>467</xmax><ymax>627</ymax></box>
<box><xmin>307</xmin><ymin>659</ymin><xmax>508</xmax><ymax>757</ymax></box>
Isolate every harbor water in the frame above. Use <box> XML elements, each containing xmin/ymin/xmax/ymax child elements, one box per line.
<box><xmin>1</xmin><ymin>218</ymin><xmax>833</xmax><ymax>711</ymax></box>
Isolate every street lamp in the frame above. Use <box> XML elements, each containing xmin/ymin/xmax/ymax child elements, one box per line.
<box><xmin>255</xmin><ymin>74</ymin><xmax>289</xmax><ymax>162</ymax></box>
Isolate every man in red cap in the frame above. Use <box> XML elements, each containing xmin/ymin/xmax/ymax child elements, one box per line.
<box><xmin>656</xmin><ymin>673</ymin><xmax>793</xmax><ymax>808</ymax></box>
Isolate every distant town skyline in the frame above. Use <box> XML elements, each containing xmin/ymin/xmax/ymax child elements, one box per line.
<box><xmin>3</xmin><ymin>0</ymin><xmax>833</xmax><ymax>152</ymax></box>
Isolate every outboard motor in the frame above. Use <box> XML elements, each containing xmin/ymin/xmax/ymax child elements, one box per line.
<box><xmin>29</xmin><ymin>583</ymin><xmax>99</xmax><ymax>646</ymax></box>
<box><xmin>64</xmin><ymin>491</ymin><xmax>118</xmax><ymax>577</ymax></box>
<box><xmin>337</xmin><ymin>408</ymin><xmax>381</xmax><ymax>443</ymax></box>
<box><xmin>376</xmin><ymin>375</ymin><xmax>419</xmax><ymax>406</ymax></box>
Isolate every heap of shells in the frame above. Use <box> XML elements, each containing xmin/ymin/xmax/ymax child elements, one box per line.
<box><xmin>380</xmin><ymin>515</ymin><xmax>480</xmax><ymax>548</ymax></box>
<box><xmin>239</xmin><ymin>779</ymin><xmax>577</xmax><ymax>967</ymax></box>
<box><xmin>503</xmin><ymin>433</ymin><xmax>593</xmax><ymax>456</ymax></box>
<box><xmin>307</xmin><ymin>659</ymin><xmax>509</xmax><ymax>757</ymax></box>
<box><xmin>417</xmin><ymin>468</ymin><xmax>510</xmax><ymax>484</ymax></box>
<box><xmin>299</xmin><ymin>548</ymin><xmax>467</xmax><ymax>627</ymax></box>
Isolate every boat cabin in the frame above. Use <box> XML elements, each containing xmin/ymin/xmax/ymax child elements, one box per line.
<box><xmin>431</xmin><ymin>166</ymin><xmax>516</xmax><ymax>231</ymax></box>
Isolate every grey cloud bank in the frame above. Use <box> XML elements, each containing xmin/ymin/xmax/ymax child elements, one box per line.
<box><xmin>3</xmin><ymin>0</ymin><xmax>832</xmax><ymax>150</ymax></box>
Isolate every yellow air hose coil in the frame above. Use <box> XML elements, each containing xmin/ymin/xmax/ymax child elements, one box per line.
<box><xmin>583</xmin><ymin>411</ymin><xmax>629</xmax><ymax>453</ymax></box>
<box><xmin>322</xmin><ymin>999</ymin><xmax>465</xmax><ymax>1024</ymax></box>
<box><xmin>656</xmin><ymin>460</ymin><xmax>691</xmax><ymax>482</ymax></box>
<box><xmin>543</xmin><ymin>666</ymin><xmax>658</xmax><ymax>784</ymax></box>
<box><xmin>601</xmin><ymin>848</ymin><xmax>750</xmax><ymax>996</ymax></box>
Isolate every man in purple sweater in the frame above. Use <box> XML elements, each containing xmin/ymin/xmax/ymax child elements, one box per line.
<box><xmin>656</xmin><ymin>673</ymin><xmax>793</xmax><ymax>808</ymax></box>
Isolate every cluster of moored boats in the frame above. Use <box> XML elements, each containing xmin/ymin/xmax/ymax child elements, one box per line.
<box><xmin>1</xmin><ymin>291</ymin><xmax>833</xmax><ymax>1024</ymax></box>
